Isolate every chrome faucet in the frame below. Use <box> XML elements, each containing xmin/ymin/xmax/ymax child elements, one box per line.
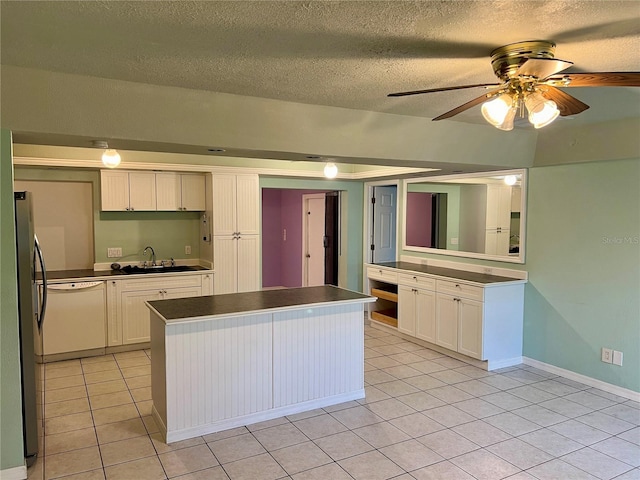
<box><xmin>143</xmin><ymin>246</ymin><xmax>156</xmax><ymax>266</ymax></box>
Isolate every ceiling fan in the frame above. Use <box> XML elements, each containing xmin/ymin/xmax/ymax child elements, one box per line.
<box><xmin>388</xmin><ymin>40</ymin><xmax>640</xmax><ymax>130</ymax></box>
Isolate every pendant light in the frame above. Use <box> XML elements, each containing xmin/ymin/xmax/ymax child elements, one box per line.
<box><xmin>93</xmin><ymin>140</ymin><xmax>121</xmax><ymax>168</ymax></box>
<box><xmin>324</xmin><ymin>162</ymin><xmax>338</xmax><ymax>179</ymax></box>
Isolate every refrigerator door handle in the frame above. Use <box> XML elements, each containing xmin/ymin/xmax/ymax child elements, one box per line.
<box><xmin>34</xmin><ymin>235</ymin><xmax>47</xmax><ymax>330</ymax></box>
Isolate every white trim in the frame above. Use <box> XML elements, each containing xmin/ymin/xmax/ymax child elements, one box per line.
<box><xmin>399</xmin><ymin>255</ymin><xmax>528</xmax><ymax>280</ymax></box>
<box><xmin>523</xmin><ymin>356</ymin><xmax>640</xmax><ymax>402</ymax></box>
<box><xmin>157</xmin><ymin>390</ymin><xmax>365</xmax><ymax>443</ymax></box>
<box><xmin>487</xmin><ymin>356</ymin><xmax>523</xmax><ymax>370</ymax></box>
<box><xmin>0</xmin><ymin>465</ymin><xmax>27</xmax><ymax>480</ymax></box>
<box><xmin>13</xmin><ymin>156</ymin><xmax>434</xmax><ymax>180</ymax></box>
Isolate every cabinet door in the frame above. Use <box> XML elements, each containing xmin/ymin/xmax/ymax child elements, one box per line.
<box><xmin>121</xmin><ymin>289</ymin><xmax>162</xmax><ymax>344</ymax></box>
<box><xmin>181</xmin><ymin>174</ymin><xmax>206</xmax><ymax>211</ymax></box>
<box><xmin>162</xmin><ymin>285</ymin><xmax>202</xmax><ymax>300</ymax></box>
<box><xmin>435</xmin><ymin>294</ymin><xmax>458</xmax><ymax>351</ymax></box>
<box><xmin>101</xmin><ymin>170</ymin><xmax>130</xmax><ymax>211</ymax></box>
<box><xmin>415</xmin><ymin>288</ymin><xmax>436</xmax><ymax>343</ymax></box>
<box><xmin>156</xmin><ymin>172</ymin><xmax>181</xmax><ymax>211</ymax></box>
<box><xmin>486</xmin><ymin>185</ymin><xmax>511</xmax><ymax>229</ymax></box>
<box><xmin>397</xmin><ymin>285</ymin><xmax>416</xmax><ymax>336</ymax></box>
<box><xmin>237</xmin><ymin>235</ymin><xmax>260</xmax><ymax>293</ymax></box>
<box><xmin>236</xmin><ymin>175</ymin><xmax>259</xmax><ymax>235</ymax></box>
<box><xmin>129</xmin><ymin>172</ymin><xmax>157</xmax><ymax>211</ymax></box>
<box><xmin>458</xmin><ymin>298</ymin><xmax>484</xmax><ymax>360</ymax></box>
<box><xmin>213</xmin><ymin>235</ymin><xmax>238</xmax><ymax>294</ymax></box>
<box><xmin>213</xmin><ymin>175</ymin><xmax>237</xmax><ymax>235</ymax></box>
<box><xmin>201</xmin><ymin>273</ymin><xmax>214</xmax><ymax>295</ymax></box>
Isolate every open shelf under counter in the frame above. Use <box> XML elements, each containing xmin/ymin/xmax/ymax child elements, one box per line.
<box><xmin>370</xmin><ymin>288</ymin><xmax>398</xmax><ymax>303</ymax></box>
<box><xmin>370</xmin><ymin>309</ymin><xmax>398</xmax><ymax>328</ymax></box>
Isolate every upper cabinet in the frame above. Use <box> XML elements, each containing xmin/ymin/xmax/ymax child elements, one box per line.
<box><xmin>212</xmin><ymin>174</ymin><xmax>259</xmax><ymax>235</ymax></box>
<box><xmin>156</xmin><ymin>173</ymin><xmax>206</xmax><ymax>211</ymax></box>
<box><xmin>101</xmin><ymin>170</ymin><xmax>205</xmax><ymax>212</ymax></box>
<box><xmin>101</xmin><ymin>171</ymin><xmax>156</xmax><ymax>211</ymax></box>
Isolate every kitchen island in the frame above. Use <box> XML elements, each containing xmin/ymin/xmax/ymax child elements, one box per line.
<box><xmin>147</xmin><ymin>285</ymin><xmax>375</xmax><ymax>442</ymax></box>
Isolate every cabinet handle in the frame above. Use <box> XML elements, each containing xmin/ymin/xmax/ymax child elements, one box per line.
<box><xmin>455</xmin><ymin>284</ymin><xmax>460</xmax><ymax>288</ymax></box>
<box><xmin>130</xmin><ymin>207</ymin><xmax>135</xmax><ymax>211</ymax></box>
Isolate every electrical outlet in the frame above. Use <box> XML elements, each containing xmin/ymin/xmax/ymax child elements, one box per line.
<box><xmin>107</xmin><ymin>247</ymin><xmax>122</xmax><ymax>258</ymax></box>
<box><xmin>450</xmin><ymin>237</ymin><xmax>459</xmax><ymax>245</ymax></box>
<box><xmin>185</xmin><ymin>245</ymin><xmax>192</xmax><ymax>255</ymax></box>
<box><xmin>601</xmin><ymin>348</ymin><xmax>613</xmax><ymax>364</ymax></box>
<box><xmin>613</xmin><ymin>350</ymin><xmax>623</xmax><ymax>366</ymax></box>
<box><xmin>482</xmin><ymin>267</ymin><xmax>493</xmax><ymax>275</ymax></box>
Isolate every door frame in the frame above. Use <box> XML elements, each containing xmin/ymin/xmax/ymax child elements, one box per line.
<box><xmin>302</xmin><ymin>193</ymin><xmax>326</xmax><ymax>286</ymax></box>
<box><xmin>362</xmin><ymin>179</ymin><xmax>400</xmax><ymax>284</ymax></box>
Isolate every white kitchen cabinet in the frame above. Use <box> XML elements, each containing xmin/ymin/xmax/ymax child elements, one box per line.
<box><xmin>212</xmin><ymin>174</ymin><xmax>260</xmax><ymax>294</ymax></box>
<box><xmin>367</xmin><ymin>263</ymin><xmax>525</xmax><ymax>369</ymax></box>
<box><xmin>213</xmin><ymin>235</ymin><xmax>260</xmax><ymax>294</ymax></box>
<box><xmin>212</xmin><ymin>174</ymin><xmax>259</xmax><ymax>235</ymax></box>
<box><xmin>156</xmin><ymin>173</ymin><xmax>206</xmax><ymax>211</ymax></box>
<box><xmin>101</xmin><ymin>170</ymin><xmax>156</xmax><ymax>211</ymax></box>
<box><xmin>109</xmin><ymin>273</ymin><xmax>208</xmax><ymax>346</ymax></box>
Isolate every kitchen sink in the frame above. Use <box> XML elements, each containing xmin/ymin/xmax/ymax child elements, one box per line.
<box><xmin>120</xmin><ymin>265</ymin><xmax>198</xmax><ymax>274</ymax></box>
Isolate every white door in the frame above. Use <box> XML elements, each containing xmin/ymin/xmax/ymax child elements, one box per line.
<box><xmin>236</xmin><ymin>175</ymin><xmax>260</xmax><ymax>235</ymax></box>
<box><xmin>303</xmin><ymin>194</ymin><xmax>325</xmax><ymax>286</ymax></box>
<box><xmin>128</xmin><ymin>172</ymin><xmax>157</xmax><ymax>211</ymax></box>
<box><xmin>100</xmin><ymin>170</ymin><xmax>130</xmax><ymax>211</ymax></box>
<box><xmin>213</xmin><ymin>235</ymin><xmax>238</xmax><ymax>294</ymax></box>
<box><xmin>372</xmin><ymin>186</ymin><xmax>397</xmax><ymax>263</ymax></box>
<box><xmin>180</xmin><ymin>174</ymin><xmax>206</xmax><ymax>211</ymax></box>
<box><xmin>121</xmin><ymin>289</ymin><xmax>162</xmax><ymax>344</ymax></box>
<box><xmin>237</xmin><ymin>235</ymin><xmax>261</xmax><ymax>293</ymax></box>
<box><xmin>212</xmin><ymin>175</ymin><xmax>237</xmax><ymax>236</ymax></box>
<box><xmin>155</xmin><ymin>172</ymin><xmax>181</xmax><ymax>211</ymax></box>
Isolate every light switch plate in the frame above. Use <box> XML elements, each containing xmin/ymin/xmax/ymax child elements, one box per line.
<box><xmin>601</xmin><ymin>348</ymin><xmax>613</xmax><ymax>363</ymax></box>
<box><xmin>613</xmin><ymin>350</ymin><xmax>623</xmax><ymax>366</ymax></box>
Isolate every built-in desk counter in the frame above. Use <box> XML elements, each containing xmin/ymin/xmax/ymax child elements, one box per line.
<box><xmin>366</xmin><ymin>261</ymin><xmax>527</xmax><ymax>370</ymax></box>
<box><xmin>147</xmin><ymin>286</ymin><xmax>374</xmax><ymax>442</ymax></box>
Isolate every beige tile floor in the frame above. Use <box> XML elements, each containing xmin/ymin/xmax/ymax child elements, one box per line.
<box><xmin>27</xmin><ymin>324</ymin><xmax>640</xmax><ymax>480</ymax></box>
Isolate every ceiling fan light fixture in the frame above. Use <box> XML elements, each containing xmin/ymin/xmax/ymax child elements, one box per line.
<box><xmin>495</xmin><ymin>105</ymin><xmax>517</xmax><ymax>131</ymax></box>
<box><xmin>481</xmin><ymin>93</ymin><xmax>513</xmax><ymax>127</ymax></box>
<box><xmin>525</xmin><ymin>91</ymin><xmax>560</xmax><ymax>128</ymax></box>
<box><xmin>323</xmin><ymin>162</ymin><xmax>338</xmax><ymax>179</ymax></box>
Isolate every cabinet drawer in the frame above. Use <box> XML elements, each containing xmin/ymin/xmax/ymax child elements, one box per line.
<box><xmin>367</xmin><ymin>267</ymin><xmax>398</xmax><ymax>284</ymax></box>
<box><xmin>436</xmin><ymin>279</ymin><xmax>483</xmax><ymax>301</ymax></box>
<box><xmin>398</xmin><ymin>273</ymin><xmax>435</xmax><ymax>290</ymax></box>
<box><xmin>117</xmin><ymin>274</ymin><xmax>203</xmax><ymax>291</ymax></box>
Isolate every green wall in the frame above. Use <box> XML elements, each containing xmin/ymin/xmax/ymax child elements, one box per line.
<box><xmin>0</xmin><ymin>130</ymin><xmax>25</xmax><ymax>471</ymax></box>
<box><xmin>14</xmin><ymin>167</ymin><xmax>201</xmax><ymax>265</ymax></box>
<box><xmin>400</xmin><ymin>159</ymin><xmax>640</xmax><ymax>392</ymax></box>
<box><xmin>260</xmin><ymin>177</ymin><xmax>364</xmax><ymax>292</ymax></box>
<box><xmin>523</xmin><ymin>158</ymin><xmax>639</xmax><ymax>392</ymax></box>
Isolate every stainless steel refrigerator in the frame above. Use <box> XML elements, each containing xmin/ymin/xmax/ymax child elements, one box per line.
<box><xmin>14</xmin><ymin>191</ymin><xmax>47</xmax><ymax>467</ymax></box>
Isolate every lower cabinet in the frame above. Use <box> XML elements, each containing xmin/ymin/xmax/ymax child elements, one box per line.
<box><xmin>435</xmin><ymin>293</ymin><xmax>483</xmax><ymax>359</ymax></box>
<box><xmin>398</xmin><ymin>285</ymin><xmax>436</xmax><ymax>343</ymax></box>
<box><xmin>213</xmin><ymin>235</ymin><xmax>260</xmax><ymax>294</ymax></box>
<box><xmin>108</xmin><ymin>273</ymin><xmax>212</xmax><ymax>346</ymax></box>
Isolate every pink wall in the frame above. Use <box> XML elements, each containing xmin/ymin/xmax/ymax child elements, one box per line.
<box><xmin>406</xmin><ymin>192</ymin><xmax>433</xmax><ymax>248</ymax></box>
<box><xmin>262</xmin><ymin>189</ymin><xmax>328</xmax><ymax>288</ymax></box>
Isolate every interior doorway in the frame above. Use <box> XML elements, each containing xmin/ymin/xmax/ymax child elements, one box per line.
<box><xmin>303</xmin><ymin>193</ymin><xmax>325</xmax><ymax>286</ymax></box>
<box><xmin>262</xmin><ymin>189</ymin><xmax>340</xmax><ymax>289</ymax></box>
<box><xmin>365</xmin><ymin>183</ymin><xmax>398</xmax><ymax>264</ymax></box>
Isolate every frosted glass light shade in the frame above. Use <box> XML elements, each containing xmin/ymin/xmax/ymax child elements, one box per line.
<box><xmin>324</xmin><ymin>162</ymin><xmax>338</xmax><ymax>179</ymax></box>
<box><xmin>525</xmin><ymin>92</ymin><xmax>560</xmax><ymax>128</ymax></box>
<box><xmin>504</xmin><ymin>175</ymin><xmax>518</xmax><ymax>186</ymax></box>
<box><xmin>496</xmin><ymin>106</ymin><xmax>517</xmax><ymax>131</ymax></box>
<box><xmin>102</xmin><ymin>149</ymin><xmax>121</xmax><ymax>168</ymax></box>
<box><xmin>481</xmin><ymin>94</ymin><xmax>513</xmax><ymax>126</ymax></box>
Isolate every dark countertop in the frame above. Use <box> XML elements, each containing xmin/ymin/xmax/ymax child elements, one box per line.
<box><xmin>38</xmin><ymin>266</ymin><xmax>211</xmax><ymax>282</ymax></box>
<box><xmin>370</xmin><ymin>261</ymin><xmax>525</xmax><ymax>285</ymax></box>
<box><xmin>148</xmin><ymin>285</ymin><xmax>375</xmax><ymax>323</ymax></box>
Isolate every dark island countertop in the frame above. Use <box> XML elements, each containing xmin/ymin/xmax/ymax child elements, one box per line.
<box><xmin>370</xmin><ymin>261</ymin><xmax>526</xmax><ymax>285</ymax></box>
<box><xmin>147</xmin><ymin>285</ymin><xmax>375</xmax><ymax>324</ymax></box>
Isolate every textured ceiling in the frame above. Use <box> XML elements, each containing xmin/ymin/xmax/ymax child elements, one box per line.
<box><xmin>1</xmin><ymin>0</ymin><xmax>639</xmax><ymax>125</ymax></box>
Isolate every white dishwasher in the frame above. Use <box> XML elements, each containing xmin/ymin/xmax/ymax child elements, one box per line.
<box><xmin>41</xmin><ymin>281</ymin><xmax>107</xmax><ymax>355</ymax></box>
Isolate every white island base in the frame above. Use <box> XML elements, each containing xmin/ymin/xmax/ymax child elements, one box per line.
<box><xmin>148</xmin><ymin>286</ymin><xmax>374</xmax><ymax>443</ymax></box>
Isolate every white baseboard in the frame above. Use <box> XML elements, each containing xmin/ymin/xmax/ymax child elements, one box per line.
<box><xmin>0</xmin><ymin>465</ymin><xmax>27</xmax><ymax>480</ymax></box>
<box><xmin>523</xmin><ymin>357</ymin><xmax>640</xmax><ymax>402</ymax></box>
<box><xmin>487</xmin><ymin>356</ymin><xmax>523</xmax><ymax>370</ymax></box>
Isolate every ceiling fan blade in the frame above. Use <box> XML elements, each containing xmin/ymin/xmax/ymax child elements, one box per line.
<box><xmin>388</xmin><ymin>83</ymin><xmax>500</xmax><ymax>97</ymax></box>
<box><xmin>516</xmin><ymin>58</ymin><xmax>573</xmax><ymax>80</ymax></box>
<box><xmin>540</xmin><ymin>86</ymin><xmax>590</xmax><ymax>116</ymax></box>
<box><xmin>545</xmin><ymin>72</ymin><xmax>640</xmax><ymax>87</ymax></box>
<box><xmin>432</xmin><ymin>88</ymin><xmax>503</xmax><ymax>121</ymax></box>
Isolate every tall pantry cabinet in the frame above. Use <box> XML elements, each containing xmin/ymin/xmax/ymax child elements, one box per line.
<box><xmin>212</xmin><ymin>174</ymin><xmax>260</xmax><ymax>294</ymax></box>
